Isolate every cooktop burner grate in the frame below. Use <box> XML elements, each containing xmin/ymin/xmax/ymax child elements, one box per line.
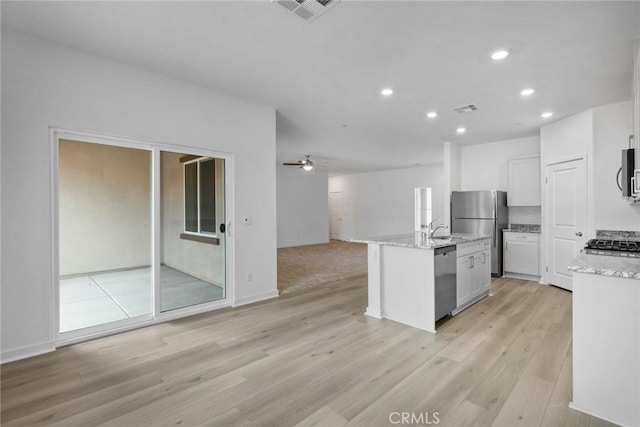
<box><xmin>584</xmin><ymin>239</ymin><xmax>640</xmax><ymax>257</ymax></box>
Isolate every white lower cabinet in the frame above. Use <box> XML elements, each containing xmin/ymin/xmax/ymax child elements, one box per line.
<box><xmin>456</xmin><ymin>240</ymin><xmax>491</xmax><ymax>310</ymax></box>
<box><xmin>478</xmin><ymin>249</ymin><xmax>491</xmax><ymax>294</ymax></box>
<box><xmin>456</xmin><ymin>255</ymin><xmax>471</xmax><ymax>306</ymax></box>
<box><xmin>503</xmin><ymin>232</ymin><xmax>539</xmax><ymax>277</ymax></box>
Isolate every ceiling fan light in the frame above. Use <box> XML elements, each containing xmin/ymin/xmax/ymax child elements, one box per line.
<box><xmin>491</xmin><ymin>49</ymin><xmax>509</xmax><ymax>60</ymax></box>
<box><xmin>303</xmin><ymin>164</ymin><xmax>313</xmax><ymax>171</ymax></box>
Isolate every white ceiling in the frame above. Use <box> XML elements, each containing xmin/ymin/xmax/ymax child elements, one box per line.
<box><xmin>3</xmin><ymin>1</ymin><xmax>639</xmax><ymax>174</ymax></box>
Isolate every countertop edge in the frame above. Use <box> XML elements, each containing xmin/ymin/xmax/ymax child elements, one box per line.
<box><xmin>351</xmin><ymin>233</ymin><xmax>491</xmax><ymax>250</ymax></box>
<box><xmin>568</xmin><ymin>253</ymin><xmax>640</xmax><ymax>280</ymax></box>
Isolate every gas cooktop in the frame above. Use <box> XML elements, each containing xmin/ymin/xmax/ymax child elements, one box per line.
<box><xmin>583</xmin><ymin>239</ymin><xmax>640</xmax><ymax>258</ymax></box>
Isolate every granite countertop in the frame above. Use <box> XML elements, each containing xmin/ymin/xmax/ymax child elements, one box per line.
<box><xmin>568</xmin><ymin>253</ymin><xmax>640</xmax><ymax>280</ymax></box>
<box><xmin>351</xmin><ymin>232</ymin><xmax>490</xmax><ymax>250</ymax></box>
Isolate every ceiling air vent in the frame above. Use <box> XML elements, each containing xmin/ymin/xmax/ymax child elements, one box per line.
<box><xmin>274</xmin><ymin>0</ymin><xmax>341</xmax><ymax>22</ymax></box>
<box><xmin>453</xmin><ymin>104</ymin><xmax>479</xmax><ymax>114</ymax></box>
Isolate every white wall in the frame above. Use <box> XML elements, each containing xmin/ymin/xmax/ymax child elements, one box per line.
<box><xmin>1</xmin><ymin>30</ymin><xmax>278</xmax><ymax>360</ymax></box>
<box><xmin>460</xmin><ymin>136</ymin><xmax>540</xmax><ymax>191</ymax></box>
<box><xmin>508</xmin><ymin>207</ymin><xmax>542</xmax><ymax>226</ymax></box>
<box><xmin>276</xmin><ymin>165</ymin><xmax>329</xmax><ymax>248</ymax></box>
<box><xmin>634</xmin><ymin>39</ymin><xmax>640</xmax><ymax>151</ymax></box>
<box><xmin>59</xmin><ymin>140</ymin><xmax>151</xmax><ymax>275</ymax></box>
<box><xmin>592</xmin><ymin>101</ymin><xmax>639</xmax><ymax>231</ymax></box>
<box><xmin>443</xmin><ymin>142</ymin><xmax>461</xmax><ymax>230</ymax></box>
<box><xmin>540</xmin><ymin>110</ymin><xmax>594</xmax><ymax>166</ymax></box>
<box><xmin>328</xmin><ymin>165</ymin><xmax>444</xmax><ymax>240</ymax></box>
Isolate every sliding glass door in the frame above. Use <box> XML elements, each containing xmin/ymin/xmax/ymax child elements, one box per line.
<box><xmin>56</xmin><ymin>133</ymin><xmax>229</xmax><ymax>340</ymax></box>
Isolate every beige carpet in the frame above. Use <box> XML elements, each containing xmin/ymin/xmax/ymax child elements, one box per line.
<box><xmin>277</xmin><ymin>240</ymin><xmax>367</xmax><ymax>293</ymax></box>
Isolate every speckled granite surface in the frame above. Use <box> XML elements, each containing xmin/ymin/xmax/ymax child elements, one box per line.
<box><xmin>568</xmin><ymin>253</ymin><xmax>640</xmax><ymax>279</ymax></box>
<box><xmin>351</xmin><ymin>232</ymin><xmax>490</xmax><ymax>250</ymax></box>
<box><xmin>509</xmin><ymin>223</ymin><xmax>541</xmax><ymax>233</ymax></box>
<box><xmin>596</xmin><ymin>230</ymin><xmax>640</xmax><ymax>241</ymax></box>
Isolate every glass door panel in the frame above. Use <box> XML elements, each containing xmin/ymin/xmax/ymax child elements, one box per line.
<box><xmin>58</xmin><ymin>139</ymin><xmax>152</xmax><ymax>333</ymax></box>
<box><xmin>160</xmin><ymin>151</ymin><xmax>226</xmax><ymax>312</ymax></box>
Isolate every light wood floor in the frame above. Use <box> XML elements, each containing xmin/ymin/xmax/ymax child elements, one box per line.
<box><xmin>1</xmin><ymin>276</ymin><xmax>614</xmax><ymax>427</ymax></box>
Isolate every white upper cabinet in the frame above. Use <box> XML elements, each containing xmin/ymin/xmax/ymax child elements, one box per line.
<box><xmin>507</xmin><ymin>157</ymin><xmax>541</xmax><ymax>206</ymax></box>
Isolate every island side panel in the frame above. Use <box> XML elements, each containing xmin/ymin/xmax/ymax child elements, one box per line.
<box><xmin>572</xmin><ymin>271</ymin><xmax>640</xmax><ymax>427</ymax></box>
<box><xmin>365</xmin><ymin>243</ymin><xmax>382</xmax><ymax>318</ymax></box>
<box><xmin>380</xmin><ymin>245</ymin><xmax>436</xmax><ymax>333</ymax></box>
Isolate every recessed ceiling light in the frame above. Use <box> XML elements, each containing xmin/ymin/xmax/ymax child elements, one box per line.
<box><xmin>427</xmin><ymin>112</ymin><xmax>438</xmax><ymax>119</ymax></box>
<box><xmin>456</xmin><ymin>127</ymin><xmax>467</xmax><ymax>134</ymax></box>
<box><xmin>491</xmin><ymin>50</ymin><xmax>509</xmax><ymax>60</ymax></box>
<box><xmin>520</xmin><ymin>88</ymin><xmax>535</xmax><ymax>96</ymax></box>
<box><xmin>541</xmin><ymin>112</ymin><xmax>553</xmax><ymax>118</ymax></box>
<box><xmin>381</xmin><ymin>88</ymin><xmax>393</xmax><ymax>96</ymax></box>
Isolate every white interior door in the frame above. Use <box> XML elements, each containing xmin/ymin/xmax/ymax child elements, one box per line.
<box><xmin>329</xmin><ymin>192</ymin><xmax>343</xmax><ymax>240</ymax></box>
<box><xmin>545</xmin><ymin>158</ymin><xmax>587</xmax><ymax>291</ymax></box>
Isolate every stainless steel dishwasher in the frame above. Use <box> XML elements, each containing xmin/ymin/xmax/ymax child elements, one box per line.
<box><xmin>434</xmin><ymin>245</ymin><xmax>457</xmax><ymax>321</ymax></box>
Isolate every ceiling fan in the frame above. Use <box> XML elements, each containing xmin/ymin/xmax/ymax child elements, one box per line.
<box><xmin>283</xmin><ymin>154</ymin><xmax>314</xmax><ymax>171</ymax></box>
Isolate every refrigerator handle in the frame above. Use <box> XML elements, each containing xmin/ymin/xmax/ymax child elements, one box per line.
<box><xmin>493</xmin><ymin>219</ymin><xmax>498</xmax><ymax>248</ymax></box>
<box><xmin>493</xmin><ymin>195</ymin><xmax>498</xmax><ymax>248</ymax></box>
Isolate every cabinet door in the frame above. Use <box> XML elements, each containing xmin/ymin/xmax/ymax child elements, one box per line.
<box><xmin>504</xmin><ymin>241</ymin><xmax>539</xmax><ymax>276</ymax></box>
<box><xmin>469</xmin><ymin>254</ymin><xmax>482</xmax><ymax>298</ymax></box>
<box><xmin>479</xmin><ymin>250</ymin><xmax>491</xmax><ymax>292</ymax></box>
<box><xmin>456</xmin><ymin>256</ymin><xmax>471</xmax><ymax>307</ymax></box>
<box><xmin>508</xmin><ymin>157</ymin><xmax>541</xmax><ymax>206</ymax></box>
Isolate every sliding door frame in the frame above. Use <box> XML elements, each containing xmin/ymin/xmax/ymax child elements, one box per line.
<box><xmin>50</xmin><ymin>127</ymin><xmax>235</xmax><ymax>347</ymax></box>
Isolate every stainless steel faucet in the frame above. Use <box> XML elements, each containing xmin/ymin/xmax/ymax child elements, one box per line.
<box><xmin>428</xmin><ymin>220</ymin><xmax>448</xmax><ymax>238</ymax></box>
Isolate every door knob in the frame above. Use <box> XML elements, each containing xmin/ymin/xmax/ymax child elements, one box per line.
<box><xmin>575</xmin><ymin>232</ymin><xmax>583</xmax><ymax>237</ymax></box>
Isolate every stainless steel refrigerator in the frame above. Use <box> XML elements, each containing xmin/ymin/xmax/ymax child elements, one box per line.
<box><xmin>451</xmin><ymin>190</ymin><xmax>508</xmax><ymax>276</ymax></box>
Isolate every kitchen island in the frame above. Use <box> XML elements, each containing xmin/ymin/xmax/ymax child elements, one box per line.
<box><xmin>353</xmin><ymin>232</ymin><xmax>491</xmax><ymax>333</ymax></box>
<box><xmin>568</xmin><ymin>253</ymin><xmax>640</xmax><ymax>427</ymax></box>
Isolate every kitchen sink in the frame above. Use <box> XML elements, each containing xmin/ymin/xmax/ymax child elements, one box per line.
<box><xmin>430</xmin><ymin>238</ymin><xmax>455</xmax><ymax>245</ymax></box>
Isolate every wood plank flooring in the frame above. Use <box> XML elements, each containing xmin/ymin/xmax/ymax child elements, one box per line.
<box><xmin>1</xmin><ymin>276</ymin><xmax>615</xmax><ymax>426</ymax></box>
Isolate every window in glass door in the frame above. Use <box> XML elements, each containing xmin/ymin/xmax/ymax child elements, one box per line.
<box><xmin>184</xmin><ymin>157</ymin><xmax>217</xmax><ymax>235</ymax></box>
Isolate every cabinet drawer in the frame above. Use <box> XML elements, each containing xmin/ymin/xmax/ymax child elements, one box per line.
<box><xmin>457</xmin><ymin>240</ymin><xmax>488</xmax><ymax>257</ymax></box>
<box><xmin>504</xmin><ymin>232</ymin><xmax>539</xmax><ymax>243</ymax></box>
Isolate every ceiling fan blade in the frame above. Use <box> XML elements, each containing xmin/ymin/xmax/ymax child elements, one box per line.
<box><xmin>283</xmin><ymin>162</ymin><xmax>302</xmax><ymax>166</ymax></box>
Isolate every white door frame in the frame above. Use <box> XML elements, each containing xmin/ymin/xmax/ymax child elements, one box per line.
<box><xmin>542</xmin><ymin>154</ymin><xmax>588</xmax><ymax>290</ymax></box>
<box><xmin>50</xmin><ymin>127</ymin><xmax>235</xmax><ymax>346</ymax></box>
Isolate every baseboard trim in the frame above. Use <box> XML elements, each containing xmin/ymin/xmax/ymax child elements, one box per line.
<box><xmin>364</xmin><ymin>307</ymin><xmax>382</xmax><ymax>319</ymax></box>
<box><xmin>1</xmin><ymin>341</ymin><xmax>56</xmax><ymax>364</ymax></box>
<box><xmin>277</xmin><ymin>240</ymin><xmax>331</xmax><ymax>249</ymax></box>
<box><xmin>451</xmin><ymin>291</ymin><xmax>490</xmax><ymax>316</ymax></box>
<box><xmin>233</xmin><ymin>290</ymin><xmax>279</xmax><ymax>307</ymax></box>
<box><xmin>503</xmin><ymin>272</ymin><xmax>541</xmax><ymax>282</ymax></box>
<box><xmin>569</xmin><ymin>401</ymin><xmax>636</xmax><ymax>427</ymax></box>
